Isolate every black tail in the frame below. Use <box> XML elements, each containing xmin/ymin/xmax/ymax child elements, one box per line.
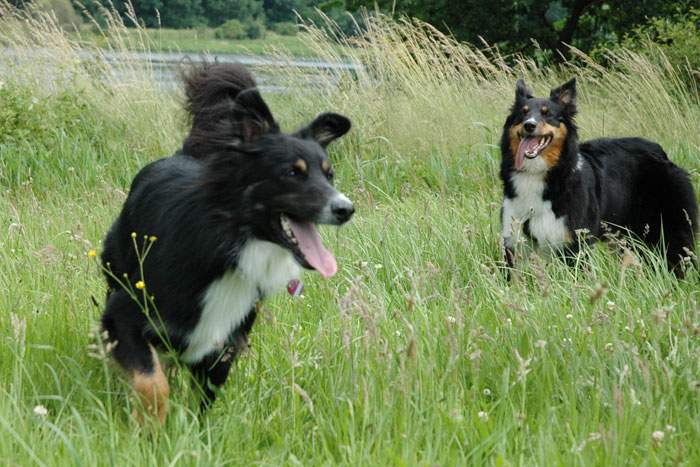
<box><xmin>182</xmin><ymin>62</ymin><xmax>256</xmax><ymax>121</ymax></box>
<box><xmin>181</xmin><ymin>62</ymin><xmax>262</xmax><ymax>158</ymax></box>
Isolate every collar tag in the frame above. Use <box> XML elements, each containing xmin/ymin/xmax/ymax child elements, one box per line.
<box><xmin>287</xmin><ymin>279</ymin><xmax>304</xmax><ymax>297</ymax></box>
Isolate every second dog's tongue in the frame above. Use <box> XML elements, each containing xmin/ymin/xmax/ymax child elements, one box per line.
<box><xmin>288</xmin><ymin>219</ymin><xmax>337</xmax><ymax>278</ymax></box>
<box><xmin>516</xmin><ymin>137</ymin><xmax>540</xmax><ymax>170</ymax></box>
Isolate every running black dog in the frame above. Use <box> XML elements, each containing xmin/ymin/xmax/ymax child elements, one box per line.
<box><xmin>100</xmin><ymin>63</ymin><xmax>354</xmax><ymax>422</ymax></box>
<box><xmin>500</xmin><ymin>77</ymin><xmax>697</xmax><ymax>276</ymax></box>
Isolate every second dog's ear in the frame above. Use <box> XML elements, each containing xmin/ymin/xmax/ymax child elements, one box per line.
<box><xmin>550</xmin><ymin>78</ymin><xmax>577</xmax><ymax>114</ymax></box>
<box><xmin>232</xmin><ymin>88</ymin><xmax>277</xmax><ymax>143</ymax></box>
<box><xmin>515</xmin><ymin>79</ymin><xmax>533</xmax><ymax>102</ymax></box>
<box><xmin>295</xmin><ymin>113</ymin><xmax>351</xmax><ymax>147</ymax></box>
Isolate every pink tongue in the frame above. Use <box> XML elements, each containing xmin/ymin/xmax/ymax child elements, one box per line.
<box><xmin>515</xmin><ymin>137</ymin><xmax>541</xmax><ymax>170</ymax></box>
<box><xmin>287</xmin><ymin>219</ymin><xmax>338</xmax><ymax>278</ymax></box>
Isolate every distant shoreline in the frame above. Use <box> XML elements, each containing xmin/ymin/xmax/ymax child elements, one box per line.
<box><xmin>74</xmin><ymin>27</ymin><xmax>347</xmax><ymax>59</ymax></box>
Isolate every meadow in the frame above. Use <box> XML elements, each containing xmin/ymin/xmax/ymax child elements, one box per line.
<box><xmin>1</xmin><ymin>4</ymin><xmax>700</xmax><ymax>466</ymax></box>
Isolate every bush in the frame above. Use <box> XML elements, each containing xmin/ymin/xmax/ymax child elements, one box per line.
<box><xmin>624</xmin><ymin>8</ymin><xmax>700</xmax><ymax>73</ymax></box>
<box><xmin>214</xmin><ymin>19</ymin><xmax>247</xmax><ymax>40</ymax></box>
<box><xmin>0</xmin><ymin>83</ymin><xmax>91</xmax><ymax>147</ymax></box>
<box><xmin>245</xmin><ymin>20</ymin><xmax>266</xmax><ymax>39</ymax></box>
<box><xmin>594</xmin><ymin>8</ymin><xmax>700</xmax><ymax>85</ymax></box>
<box><xmin>271</xmin><ymin>21</ymin><xmax>298</xmax><ymax>36</ymax></box>
<box><xmin>215</xmin><ymin>18</ymin><xmax>266</xmax><ymax>40</ymax></box>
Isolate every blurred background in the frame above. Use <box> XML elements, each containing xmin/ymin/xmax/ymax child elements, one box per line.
<box><xmin>6</xmin><ymin>0</ymin><xmax>700</xmax><ymax>70</ymax></box>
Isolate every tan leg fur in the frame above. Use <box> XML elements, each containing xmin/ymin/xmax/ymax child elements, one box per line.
<box><xmin>131</xmin><ymin>344</ymin><xmax>169</xmax><ymax>424</ymax></box>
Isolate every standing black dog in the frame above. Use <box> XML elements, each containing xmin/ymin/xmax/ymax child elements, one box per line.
<box><xmin>500</xmin><ymin>77</ymin><xmax>697</xmax><ymax>276</ymax></box>
<box><xmin>100</xmin><ymin>63</ymin><xmax>354</xmax><ymax>422</ymax></box>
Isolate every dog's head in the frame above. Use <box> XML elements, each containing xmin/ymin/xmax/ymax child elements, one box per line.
<box><xmin>186</xmin><ymin>64</ymin><xmax>353</xmax><ymax>278</ymax></box>
<box><xmin>503</xmin><ymin>78</ymin><xmax>577</xmax><ymax>173</ymax></box>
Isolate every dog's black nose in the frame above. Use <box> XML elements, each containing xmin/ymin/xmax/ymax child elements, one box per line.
<box><xmin>331</xmin><ymin>198</ymin><xmax>355</xmax><ymax>224</ymax></box>
<box><xmin>523</xmin><ymin>121</ymin><xmax>537</xmax><ymax>133</ymax></box>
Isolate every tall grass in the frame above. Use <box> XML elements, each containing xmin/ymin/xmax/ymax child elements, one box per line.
<box><xmin>1</xmin><ymin>3</ymin><xmax>699</xmax><ymax>465</ymax></box>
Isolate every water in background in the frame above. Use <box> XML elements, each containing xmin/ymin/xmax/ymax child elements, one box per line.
<box><xmin>0</xmin><ymin>48</ymin><xmax>359</xmax><ymax>93</ymax></box>
<box><xmin>99</xmin><ymin>50</ymin><xmax>358</xmax><ymax>92</ymax></box>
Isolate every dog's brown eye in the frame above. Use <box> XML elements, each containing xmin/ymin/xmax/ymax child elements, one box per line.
<box><xmin>288</xmin><ymin>167</ymin><xmax>305</xmax><ymax>177</ymax></box>
<box><xmin>289</xmin><ymin>159</ymin><xmax>308</xmax><ymax>177</ymax></box>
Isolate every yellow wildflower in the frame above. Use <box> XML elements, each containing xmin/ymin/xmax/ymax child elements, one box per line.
<box><xmin>149</xmin><ymin>236</ymin><xmax>157</xmax><ymax>242</ymax></box>
<box><xmin>131</xmin><ymin>232</ymin><xmax>137</xmax><ymax>239</ymax></box>
<box><xmin>135</xmin><ymin>280</ymin><xmax>145</xmax><ymax>290</ymax></box>
<box><xmin>87</xmin><ymin>249</ymin><xmax>97</xmax><ymax>258</ymax></box>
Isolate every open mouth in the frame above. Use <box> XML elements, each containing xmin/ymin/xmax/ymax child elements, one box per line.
<box><xmin>515</xmin><ymin>134</ymin><xmax>552</xmax><ymax>170</ymax></box>
<box><xmin>279</xmin><ymin>214</ymin><xmax>337</xmax><ymax>278</ymax></box>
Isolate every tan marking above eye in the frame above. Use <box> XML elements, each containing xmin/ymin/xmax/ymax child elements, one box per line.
<box><xmin>541</xmin><ymin>105</ymin><xmax>549</xmax><ymax>115</ymax></box>
<box><xmin>523</xmin><ymin>105</ymin><xmax>529</xmax><ymax>113</ymax></box>
<box><xmin>321</xmin><ymin>160</ymin><xmax>331</xmax><ymax>173</ymax></box>
<box><xmin>293</xmin><ymin>159</ymin><xmax>308</xmax><ymax>174</ymax></box>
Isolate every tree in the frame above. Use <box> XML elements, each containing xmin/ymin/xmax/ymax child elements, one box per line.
<box><xmin>157</xmin><ymin>0</ymin><xmax>205</xmax><ymax>27</ymax></box>
<box><xmin>345</xmin><ymin>0</ymin><xmax>700</xmax><ymax>61</ymax></box>
<box><xmin>262</xmin><ymin>0</ymin><xmax>305</xmax><ymax>23</ymax></box>
<box><xmin>201</xmin><ymin>0</ymin><xmax>264</xmax><ymax>27</ymax></box>
<box><xmin>126</xmin><ymin>0</ymin><xmax>164</xmax><ymax>27</ymax></box>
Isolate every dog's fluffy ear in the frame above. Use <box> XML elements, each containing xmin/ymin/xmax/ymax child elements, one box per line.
<box><xmin>550</xmin><ymin>78</ymin><xmax>577</xmax><ymax>114</ymax></box>
<box><xmin>515</xmin><ymin>79</ymin><xmax>533</xmax><ymax>102</ymax></box>
<box><xmin>295</xmin><ymin>113</ymin><xmax>351</xmax><ymax>147</ymax></box>
<box><xmin>232</xmin><ymin>88</ymin><xmax>277</xmax><ymax>143</ymax></box>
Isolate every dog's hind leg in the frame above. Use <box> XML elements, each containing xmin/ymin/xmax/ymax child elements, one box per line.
<box><xmin>189</xmin><ymin>307</ymin><xmax>257</xmax><ymax>411</ymax></box>
<box><xmin>660</xmin><ymin>168</ymin><xmax>698</xmax><ymax>277</ymax></box>
<box><xmin>663</xmin><ymin>215</ymin><xmax>697</xmax><ymax>277</ymax></box>
<box><xmin>131</xmin><ymin>346</ymin><xmax>169</xmax><ymax>424</ymax></box>
<box><xmin>101</xmin><ymin>291</ymin><xmax>169</xmax><ymax>424</ymax></box>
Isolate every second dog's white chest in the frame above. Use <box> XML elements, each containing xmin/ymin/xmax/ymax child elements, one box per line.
<box><xmin>501</xmin><ymin>173</ymin><xmax>570</xmax><ymax>250</ymax></box>
<box><xmin>181</xmin><ymin>240</ymin><xmax>301</xmax><ymax>364</ymax></box>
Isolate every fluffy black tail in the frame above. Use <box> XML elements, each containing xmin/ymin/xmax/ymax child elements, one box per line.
<box><xmin>181</xmin><ymin>62</ymin><xmax>259</xmax><ymax>158</ymax></box>
<box><xmin>182</xmin><ymin>62</ymin><xmax>256</xmax><ymax>120</ymax></box>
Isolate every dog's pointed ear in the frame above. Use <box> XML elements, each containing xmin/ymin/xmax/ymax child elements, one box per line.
<box><xmin>515</xmin><ymin>79</ymin><xmax>533</xmax><ymax>102</ymax></box>
<box><xmin>295</xmin><ymin>113</ymin><xmax>351</xmax><ymax>147</ymax></box>
<box><xmin>550</xmin><ymin>77</ymin><xmax>577</xmax><ymax>114</ymax></box>
<box><xmin>232</xmin><ymin>88</ymin><xmax>277</xmax><ymax>143</ymax></box>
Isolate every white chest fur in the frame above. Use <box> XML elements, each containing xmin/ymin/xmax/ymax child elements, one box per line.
<box><xmin>501</xmin><ymin>172</ymin><xmax>570</xmax><ymax>250</ymax></box>
<box><xmin>181</xmin><ymin>239</ymin><xmax>301</xmax><ymax>364</ymax></box>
